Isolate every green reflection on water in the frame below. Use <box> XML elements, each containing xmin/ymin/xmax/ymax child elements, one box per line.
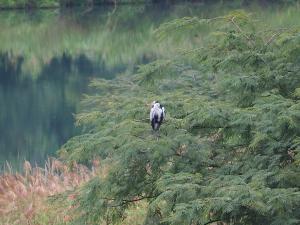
<box><xmin>0</xmin><ymin>2</ymin><xmax>299</xmax><ymax>171</ymax></box>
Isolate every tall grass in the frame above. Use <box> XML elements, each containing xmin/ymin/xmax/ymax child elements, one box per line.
<box><xmin>0</xmin><ymin>158</ymin><xmax>95</xmax><ymax>225</ymax></box>
<box><xmin>0</xmin><ymin>158</ymin><xmax>148</xmax><ymax>225</ymax></box>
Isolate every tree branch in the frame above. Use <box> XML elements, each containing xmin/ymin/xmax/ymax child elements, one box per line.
<box><xmin>204</xmin><ymin>219</ymin><xmax>223</xmax><ymax>225</ymax></box>
<box><xmin>197</xmin><ymin>219</ymin><xmax>223</xmax><ymax>225</ymax></box>
<box><xmin>107</xmin><ymin>194</ymin><xmax>159</xmax><ymax>208</ymax></box>
<box><xmin>230</xmin><ymin>16</ymin><xmax>255</xmax><ymax>46</ymax></box>
<box><xmin>264</xmin><ymin>28</ymin><xmax>290</xmax><ymax>46</ymax></box>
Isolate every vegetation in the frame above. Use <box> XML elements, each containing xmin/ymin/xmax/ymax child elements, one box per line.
<box><xmin>0</xmin><ymin>158</ymin><xmax>94</xmax><ymax>225</ymax></box>
<box><xmin>58</xmin><ymin>10</ymin><xmax>300</xmax><ymax>225</ymax></box>
<box><xmin>0</xmin><ymin>0</ymin><xmax>299</xmax><ymax>9</ymax></box>
<box><xmin>1</xmin><ymin>2</ymin><xmax>300</xmax><ymax>225</ymax></box>
<box><xmin>0</xmin><ymin>0</ymin><xmax>149</xmax><ymax>9</ymax></box>
<box><xmin>0</xmin><ymin>0</ymin><xmax>162</xmax><ymax>9</ymax></box>
<box><xmin>0</xmin><ymin>4</ymin><xmax>193</xmax><ymax>170</ymax></box>
<box><xmin>0</xmin><ymin>158</ymin><xmax>148</xmax><ymax>225</ymax></box>
<box><xmin>9</xmin><ymin>0</ymin><xmax>300</xmax><ymax>170</ymax></box>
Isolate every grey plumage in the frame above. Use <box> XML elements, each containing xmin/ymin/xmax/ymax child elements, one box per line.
<box><xmin>150</xmin><ymin>101</ymin><xmax>165</xmax><ymax>130</ymax></box>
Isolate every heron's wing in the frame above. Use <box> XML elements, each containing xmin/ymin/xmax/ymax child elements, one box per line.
<box><xmin>150</xmin><ymin>108</ymin><xmax>154</xmax><ymax>121</ymax></box>
<box><xmin>162</xmin><ymin>107</ymin><xmax>165</xmax><ymax>119</ymax></box>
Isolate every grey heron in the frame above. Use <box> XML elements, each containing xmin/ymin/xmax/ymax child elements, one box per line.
<box><xmin>150</xmin><ymin>101</ymin><xmax>165</xmax><ymax>131</ymax></box>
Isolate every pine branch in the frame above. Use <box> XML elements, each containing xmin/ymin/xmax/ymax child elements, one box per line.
<box><xmin>107</xmin><ymin>195</ymin><xmax>159</xmax><ymax>208</ymax></box>
<box><xmin>230</xmin><ymin>16</ymin><xmax>255</xmax><ymax>47</ymax></box>
<box><xmin>200</xmin><ymin>219</ymin><xmax>223</xmax><ymax>225</ymax></box>
<box><xmin>264</xmin><ymin>28</ymin><xmax>292</xmax><ymax>46</ymax></box>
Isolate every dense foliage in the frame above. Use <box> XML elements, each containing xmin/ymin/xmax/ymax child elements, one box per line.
<box><xmin>1</xmin><ymin>0</ymin><xmax>154</xmax><ymax>9</ymax></box>
<box><xmin>59</xmin><ymin>10</ymin><xmax>300</xmax><ymax>225</ymax></box>
<box><xmin>0</xmin><ymin>0</ymin><xmax>147</xmax><ymax>9</ymax></box>
<box><xmin>0</xmin><ymin>0</ymin><xmax>298</xmax><ymax>9</ymax></box>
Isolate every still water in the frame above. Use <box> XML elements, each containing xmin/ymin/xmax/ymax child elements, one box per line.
<box><xmin>0</xmin><ymin>2</ymin><xmax>299</xmax><ymax>170</ymax></box>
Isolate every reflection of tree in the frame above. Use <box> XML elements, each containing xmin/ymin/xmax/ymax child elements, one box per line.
<box><xmin>0</xmin><ymin>4</ymin><xmax>189</xmax><ymax>77</ymax></box>
<box><xmin>0</xmin><ymin>52</ymin><xmax>24</xmax><ymax>86</ymax></box>
<box><xmin>0</xmin><ymin>51</ymin><xmax>115</xmax><ymax>171</ymax></box>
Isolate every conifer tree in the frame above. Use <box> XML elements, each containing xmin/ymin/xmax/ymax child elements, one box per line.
<box><xmin>59</xmin><ymin>11</ymin><xmax>300</xmax><ymax>225</ymax></box>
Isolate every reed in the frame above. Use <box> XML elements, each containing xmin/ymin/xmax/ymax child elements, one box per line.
<box><xmin>0</xmin><ymin>158</ymin><xmax>97</xmax><ymax>225</ymax></box>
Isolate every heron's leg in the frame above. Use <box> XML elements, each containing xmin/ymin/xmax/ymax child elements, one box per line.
<box><xmin>151</xmin><ymin>129</ymin><xmax>157</xmax><ymax>139</ymax></box>
<box><xmin>151</xmin><ymin>129</ymin><xmax>159</xmax><ymax>140</ymax></box>
<box><xmin>151</xmin><ymin>129</ymin><xmax>155</xmax><ymax>136</ymax></box>
<box><xmin>156</xmin><ymin>130</ymin><xmax>161</xmax><ymax>141</ymax></box>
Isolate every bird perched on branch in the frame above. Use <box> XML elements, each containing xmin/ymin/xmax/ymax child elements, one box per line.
<box><xmin>150</xmin><ymin>101</ymin><xmax>165</xmax><ymax>131</ymax></box>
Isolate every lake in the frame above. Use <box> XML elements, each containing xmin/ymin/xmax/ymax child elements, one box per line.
<box><xmin>0</xmin><ymin>1</ymin><xmax>299</xmax><ymax>171</ymax></box>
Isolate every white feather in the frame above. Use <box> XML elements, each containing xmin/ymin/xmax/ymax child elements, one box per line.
<box><xmin>150</xmin><ymin>104</ymin><xmax>161</xmax><ymax>120</ymax></box>
<box><xmin>149</xmin><ymin>101</ymin><xmax>165</xmax><ymax>130</ymax></box>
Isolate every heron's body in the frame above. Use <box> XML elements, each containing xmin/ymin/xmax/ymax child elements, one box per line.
<box><xmin>150</xmin><ymin>101</ymin><xmax>165</xmax><ymax>130</ymax></box>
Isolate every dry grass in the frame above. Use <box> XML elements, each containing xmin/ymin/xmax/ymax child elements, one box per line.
<box><xmin>0</xmin><ymin>158</ymin><xmax>148</xmax><ymax>225</ymax></box>
<box><xmin>0</xmin><ymin>158</ymin><xmax>96</xmax><ymax>225</ymax></box>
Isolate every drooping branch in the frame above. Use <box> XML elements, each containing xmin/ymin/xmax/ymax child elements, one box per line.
<box><xmin>230</xmin><ymin>16</ymin><xmax>255</xmax><ymax>47</ymax></box>
<box><xmin>264</xmin><ymin>28</ymin><xmax>291</xmax><ymax>46</ymax></box>
<box><xmin>106</xmin><ymin>194</ymin><xmax>160</xmax><ymax>208</ymax></box>
<box><xmin>202</xmin><ymin>219</ymin><xmax>224</xmax><ymax>225</ymax></box>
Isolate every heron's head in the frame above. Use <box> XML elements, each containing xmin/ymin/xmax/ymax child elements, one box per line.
<box><xmin>152</xmin><ymin>101</ymin><xmax>161</xmax><ymax>109</ymax></box>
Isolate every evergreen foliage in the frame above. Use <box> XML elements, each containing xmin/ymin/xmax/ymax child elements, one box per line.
<box><xmin>60</xmin><ymin>11</ymin><xmax>300</xmax><ymax>225</ymax></box>
<box><xmin>0</xmin><ymin>0</ymin><xmax>147</xmax><ymax>9</ymax></box>
<box><xmin>0</xmin><ymin>0</ymin><xmax>299</xmax><ymax>9</ymax></box>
